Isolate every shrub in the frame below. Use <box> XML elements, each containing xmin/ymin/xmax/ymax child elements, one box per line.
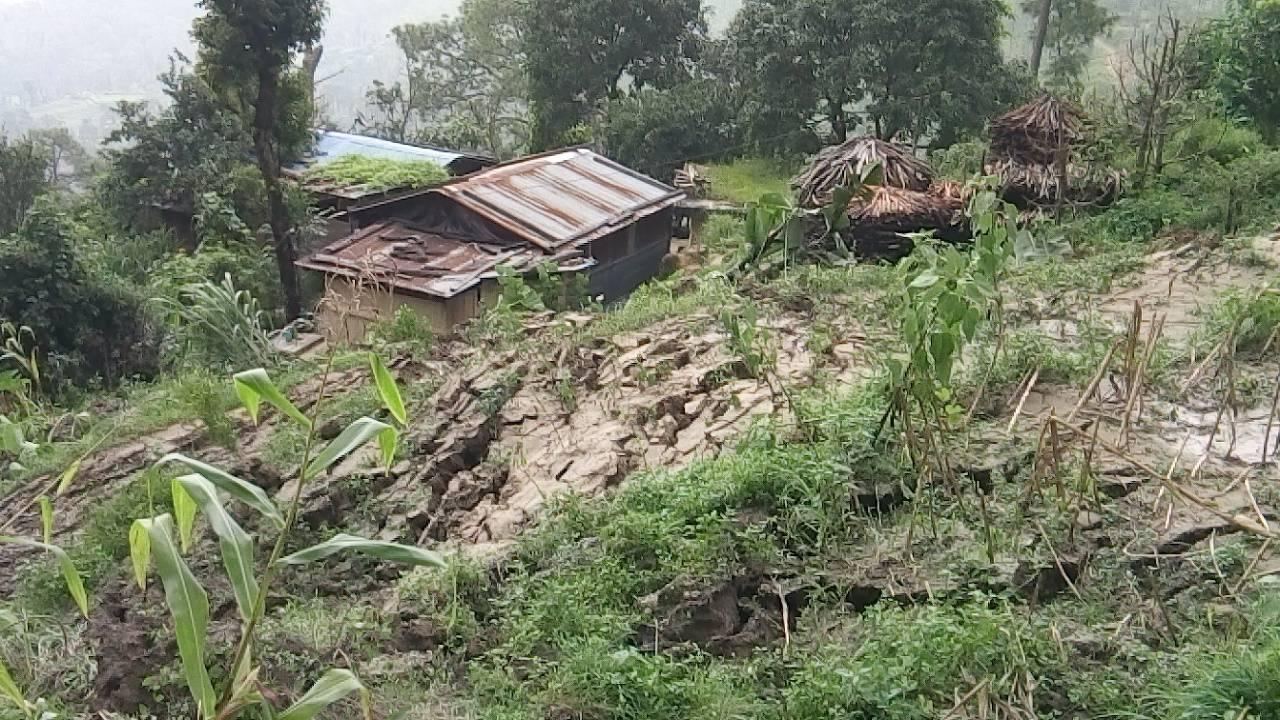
<box><xmin>599</xmin><ymin>81</ymin><xmax>745</xmax><ymax>181</ymax></box>
<box><xmin>149</xmin><ymin>241</ymin><xmax>283</xmax><ymax>318</ymax></box>
<box><xmin>156</xmin><ymin>275</ymin><xmax>277</xmax><ymax>371</ymax></box>
<box><xmin>0</xmin><ymin>204</ymin><xmax>160</xmax><ymax>392</ymax></box>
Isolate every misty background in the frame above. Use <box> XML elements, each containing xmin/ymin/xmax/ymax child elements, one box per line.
<box><xmin>0</xmin><ymin>0</ymin><xmax>1224</xmax><ymax>148</ymax></box>
<box><xmin>0</xmin><ymin>0</ymin><xmax>744</xmax><ymax>145</ymax></box>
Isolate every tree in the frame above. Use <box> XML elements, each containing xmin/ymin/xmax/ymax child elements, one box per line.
<box><xmin>1114</xmin><ymin>11</ymin><xmax>1190</xmax><ymax>181</ymax></box>
<box><xmin>522</xmin><ymin>0</ymin><xmax>707</xmax><ymax>150</ymax></box>
<box><xmin>727</xmin><ymin>0</ymin><xmax>1031</xmax><ymax>150</ymax></box>
<box><xmin>0</xmin><ymin>203</ymin><xmax>159</xmax><ymax>390</ymax></box>
<box><xmin>362</xmin><ymin>0</ymin><xmax>529</xmax><ymax>159</ymax></box>
<box><xmin>100</xmin><ymin>63</ymin><xmax>257</xmax><ymax>234</ymax></box>
<box><xmin>598</xmin><ymin>79</ymin><xmax>744</xmax><ymax>179</ymax></box>
<box><xmin>0</xmin><ymin>134</ymin><xmax>49</xmax><ymax>237</ymax></box>
<box><xmin>1023</xmin><ymin>0</ymin><xmax>1116</xmax><ymax>90</ymax></box>
<box><xmin>1190</xmin><ymin>0</ymin><xmax>1280</xmax><ymax>142</ymax></box>
<box><xmin>27</xmin><ymin>128</ymin><xmax>93</xmax><ymax>187</ymax></box>
<box><xmin>194</xmin><ymin>0</ymin><xmax>327</xmax><ymax>320</ymax></box>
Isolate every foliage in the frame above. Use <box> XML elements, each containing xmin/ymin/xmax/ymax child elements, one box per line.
<box><xmin>599</xmin><ymin>80</ymin><xmax>745</xmax><ymax>180</ymax></box>
<box><xmin>302</xmin><ymin>156</ymin><xmax>448</xmax><ymax>193</ymax></box>
<box><xmin>129</xmin><ymin>360</ymin><xmax>438</xmax><ymax>719</ymax></box>
<box><xmin>1189</xmin><ymin>0</ymin><xmax>1280</xmax><ymax>142</ymax></box>
<box><xmin>25</xmin><ymin>127</ymin><xmax>95</xmax><ymax>188</ymax></box>
<box><xmin>0</xmin><ymin>135</ymin><xmax>50</xmax><ymax>239</ymax></box>
<box><xmin>364</xmin><ymin>0</ymin><xmax>528</xmax><ymax>159</ymax></box>
<box><xmin>0</xmin><ymin>204</ymin><xmax>159</xmax><ymax>391</ymax></box>
<box><xmin>156</xmin><ymin>275</ymin><xmax>277</xmax><ymax>371</ymax></box>
<box><xmin>150</xmin><ymin>240</ymin><xmax>283</xmax><ymax>316</ymax></box>
<box><xmin>100</xmin><ymin>65</ymin><xmax>257</xmax><ymax>232</ymax></box>
<box><xmin>726</xmin><ymin>0</ymin><xmax>1034</xmax><ymax>151</ymax></box>
<box><xmin>193</xmin><ymin>0</ymin><xmax>328</xmax><ymax>320</ymax></box>
<box><xmin>522</xmin><ymin>0</ymin><xmax>707</xmax><ymax>149</ymax></box>
<box><xmin>369</xmin><ymin>305</ymin><xmax>435</xmax><ymax>356</ymax></box>
<box><xmin>784</xmin><ymin>600</ymin><xmax>1061</xmax><ymax>720</ymax></box>
<box><xmin>887</xmin><ymin>185</ymin><xmax>1018</xmax><ymax>504</ymax></box>
<box><xmin>930</xmin><ymin>141</ymin><xmax>988</xmax><ymax>180</ymax></box>
<box><xmin>703</xmin><ymin>158</ymin><xmax>794</xmax><ymax>204</ymax></box>
<box><xmin>1022</xmin><ymin>0</ymin><xmax>1117</xmax><ymax>91</ymax></box>
<box><xmin>719</xmin><ymin>302</ymin><xmax>775</xmax><ymax>378</ymax></box>
<box><xmin>175</xmin><ymin>371</ymin><xmax>238</xmax><ymax>449</ymax></box>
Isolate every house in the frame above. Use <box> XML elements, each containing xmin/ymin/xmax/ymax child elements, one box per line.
<box><xmin>297</xmin><ymin>147</ymin><xmax>685</xmax><ymax>342</ymax></box>
<box><xmin>145</xmin><ymin>130</ymin><xmax>494</xmax><ymax>250</ymax></box>
<box><xmin>284</xmin><ymin>129</ymin><xmax>497</xmax><ymax>249</ymax></box>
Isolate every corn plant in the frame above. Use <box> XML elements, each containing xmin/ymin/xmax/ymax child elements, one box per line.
<box><xmin>128</xmin><ymin>352</ymin><xmax>436</xmax><ymax>719</ymax></box>
<box><xmin>0</xmin><ymin>473</ymin><xmax>89</xmax><ymax>719</ymax></box>
<box><xmin>1</xmin><ymin>322</ymin><xmax>40</xmax><ymax>413</ymax></box>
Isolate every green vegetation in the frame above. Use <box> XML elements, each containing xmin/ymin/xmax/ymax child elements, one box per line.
<box><xmin>302</xmin><ymin>156</ymin><xmax>450</xmax><ymax>193</ymax></box>
<box><xmin>704</xmin><ymin>159</ymin><xmax>794</xmax><ymax>204</ymax></box>
<box><xmin>6</xmin><ymin>0</ymin><xmax>1280</xmax><ymax>719</ymax></box>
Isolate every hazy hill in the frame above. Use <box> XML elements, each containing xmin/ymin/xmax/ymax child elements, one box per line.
<box><xmin>0</xmin><ymin>0</ymin><xmax>1226</xmax><ymax>146</ymax></box>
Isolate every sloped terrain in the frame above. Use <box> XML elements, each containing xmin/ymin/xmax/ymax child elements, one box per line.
<box><xmin>5</xmin><ymin>228</ymin><xmax>1280</xmax><ymax>720</ymax></box>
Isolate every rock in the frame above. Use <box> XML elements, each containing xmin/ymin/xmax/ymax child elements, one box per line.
<box><xmin>317</xmin><ymin>418</ymin><xmax>344</xmax><ymax>441</ymax></box>
<box><xmin>1099</xmin><ymin>475</ymin><xmax>1143</xmax><ymax>499</ymax></box>
<box><xmin>1075</xmin><ymin>510</ymin><xmax>1105</xmax><ymax>531</ymax></box>
<box><xmin>654</xmin><ymin>415</ymin><xmax>680</xmax><ymax>446</ymax></box>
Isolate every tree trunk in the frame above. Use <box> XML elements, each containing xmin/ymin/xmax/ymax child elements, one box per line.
<box><xmin>1030</xmin><ymin>0</ymin><xmax>1053</xmax><ymax>79</ymax></box>
<box><xmin>253</xmin><ymin>62</ymin><xmax>303</xmax><ymax>320</ymax></box>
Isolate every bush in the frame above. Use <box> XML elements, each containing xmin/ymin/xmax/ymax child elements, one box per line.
<box><xmin>149</xmin><ymin>241</ymin><xmax>283</xmax><ymax>318</ymax></box>
<box><xmin>599</xmin><ymin>80</ymin><xmax>745</xmax><ymax>181</ymax></box>
<box><xmin>156</xmin><ymin>275</ymin><xmax>277</xmax><ymax>371</ymax></box>
<box><xmin>0</xmin><ymin>204</ymin><xmax>160</xmax><ymax>391</ymax></box>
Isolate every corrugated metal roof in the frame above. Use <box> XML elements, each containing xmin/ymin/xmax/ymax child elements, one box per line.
<box><xmin>297</xmin><ymin>221</ymin><xmax>594</xmax><ymax>300</ymax></box>
<box><xmin>434</xmin><ymin>148</ymin><xmax>685</xmax><ymax>251</ymax></box>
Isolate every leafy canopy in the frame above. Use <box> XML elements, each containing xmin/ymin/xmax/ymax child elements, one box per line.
<box><xmin>522</xmin><ymin>0</ymin><xmax>707</xmax><ymax>149</ymax></box>
<box><xmin>727</xmin><ymin>0</ymin><xmax>1032</xmax><ymax>150</ymax></box>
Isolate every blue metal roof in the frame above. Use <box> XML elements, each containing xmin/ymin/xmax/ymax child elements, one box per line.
<box><xmin>296</xmin><ymin>130</ymin><xmax>465</xmax><ymax>169</ymax></box>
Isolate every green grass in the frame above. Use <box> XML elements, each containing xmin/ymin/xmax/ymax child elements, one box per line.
<box><xmin>703</xmin><ymin>158</ymin><xmax>794</xmax><ymax>204</ymax></box>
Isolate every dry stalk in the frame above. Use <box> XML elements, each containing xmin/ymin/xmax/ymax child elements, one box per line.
<box><xmin>1120</xmin><ymin>313</ymin><xmax>1166</xmax><ymax>444</ymax></box>
<box><xmin>1264</xmin><ymin>356</ymin><xmax>1280</xmax><ymax>462</ymax></box>
<box><xmin>1007</xmin><ymin>367</ymin><xmax>1041</xmax><ymax>435</ymax></box>
<box><xmin>941</xmin><ymin>678</ymin><xmax>991</xmax><ymax>720</ymax></box>
<box><xmin>1067</xmin><ymin>340</ymin><xmax>1121</xmax><ymax>423</ymax></box>
<box><xmin>1036</xmin><ymin>521</ymin><xmax>1084</xmax><ymax>601</ymax></box>
<box><xmin>1052</xmin><ymin>418</ymin><xmax>1278</xmax><ymax>540</ymax></box>
<box><xmin>1233</xmin><ymin>537</ymin><xmax>1273</xmax><ymax>596</ymax></box>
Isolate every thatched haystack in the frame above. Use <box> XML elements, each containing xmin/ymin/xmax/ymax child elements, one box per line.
<box><xmin>793</xmin><ymin>138</ymin><xmax>934</xmax><ymax>208</ymax></box>
<box><xmin>986</xmin><ymin>159</ymin><xmax>1124</xmax><ymax>209</ymax></box>
<box><xmin>988</xmin><ymin>93</ymin><xmax>1086</xmax><ymax>166</ymax></box>
<box><xmin>985</xmin><ymin>93</ymin><xmax>1122</xmax><ymax>209</ymax></box>
<box><xmin>841</xmin><ymin>186</ymin><xmax>969</xmax><ymax>259</ymax></box>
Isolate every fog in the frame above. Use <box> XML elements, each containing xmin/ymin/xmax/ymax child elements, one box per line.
<box><xmin>0</xmin><ymin>0</ymin><xmax>743</xmax><ymax>145</ymax></box>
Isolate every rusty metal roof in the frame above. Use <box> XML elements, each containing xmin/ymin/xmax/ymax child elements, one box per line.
<box><xmin>433</xmin><ymin>148</ymin><xmax>685</xmax><ymax>251</ymax></box>
<box><xmin>296</xmin><ymin>221</ymin><xmax>594</xmax><ymax>300</ymax></box>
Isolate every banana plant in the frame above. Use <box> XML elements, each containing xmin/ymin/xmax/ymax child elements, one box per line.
<box><xmin>129</xmin><ymin>353</ymin><xmax>440</xmax><ymax>720</ymax></box>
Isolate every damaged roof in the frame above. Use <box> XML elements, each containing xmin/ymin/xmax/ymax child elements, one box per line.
<box><xmin>432</xmin><ymin>148</ymin><xmax>685</xmax><ymax>251</ymax></box>
<box><xmin>296</xmin><ymin>220</ymin><xmax>594</xmax><ymax>300</ymax></box>
<box><xmin>284</xmin><ymin>130</ymin><xmax>495</xmax><ymax>200</ymax></box>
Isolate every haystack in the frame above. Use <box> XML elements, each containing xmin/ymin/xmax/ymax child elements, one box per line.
<box><xmin>793</xmin><ymin>137</ymin><xmax>934</xmax><ymax>208</ymax></box>
<box><xmin>985</xmin><ymin>93</ymin><xmax>1121</xmax><ymax>209</ymax></box>
<box><xmin>842</xmin><ymin>186</ymin><xmax>968</xmax><ymax>259</ymax></box>
<box><xmin>988</xmin><ymin>93</ymin><xmax>1085</xmax><ymax>166</ymax></box>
